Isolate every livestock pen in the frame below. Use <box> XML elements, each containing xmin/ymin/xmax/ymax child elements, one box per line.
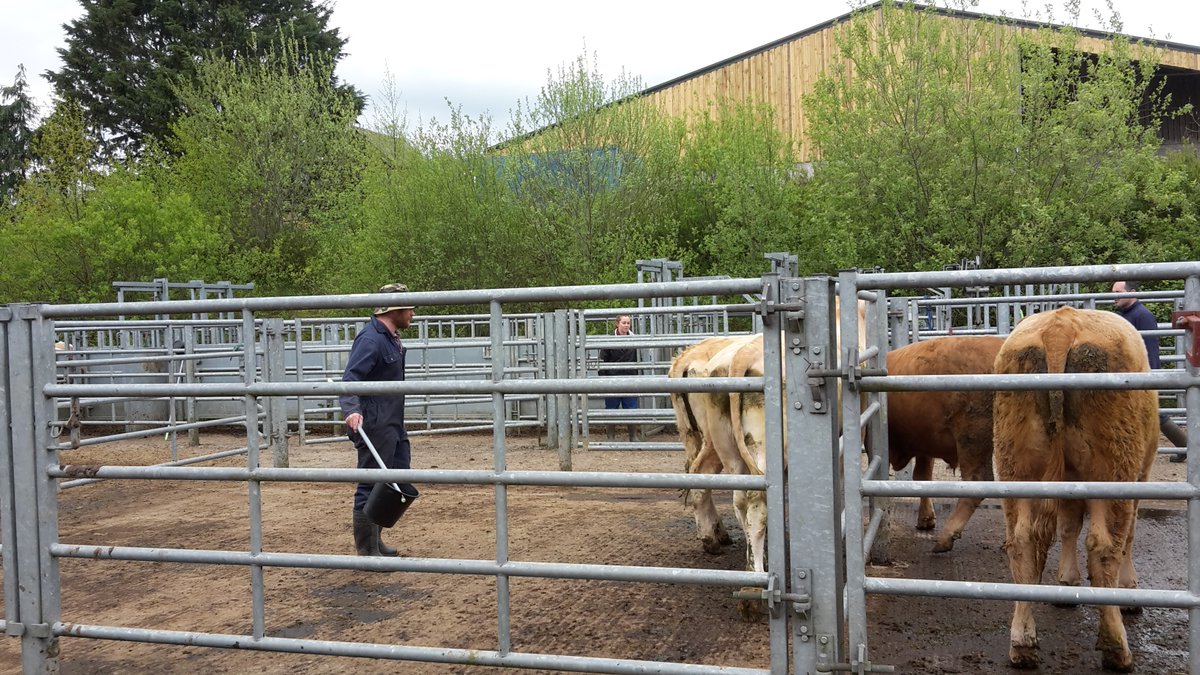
<box><xmin>0</xmin><ymin>262</ymin><xmax>1196</xmax><ymax>673</ymax></box>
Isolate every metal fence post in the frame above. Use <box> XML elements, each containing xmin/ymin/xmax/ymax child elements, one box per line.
<box><xmin>264</xmin><ymin>319</ymin><xmax>288</xmax><ymax>467</ymax></box>
<box><xmin>1185</xmin><ymin>274</ymin><xmax>1200</xmax><ymax>666</ymax></box>
<box><xmin>785</xmin><ymin>277</ymin><xmax>845</xmax><ymax>674</ymax></box>
<box><xmin>3</xmin><ymin>304</ymin><xmax>62</xmax><ymax>673</ymax></box>
<box><xmin>554</xmin><ymin>309</ymin><xmax>571</xmax><ymax>470</ymax></box>
<box><xmin>184</xmin><ymin>323</ymin><xmax>199</xmax><ymax>447</ymax></box>
<box><xmin>543</xmin><ymin>312</ymin><xmax>558</xmax><ymax>451</ymax></box>
<box><xmin>759</xmin><ymin>273</ymin><xmax>789</xmax><ymax>674</ymax></box>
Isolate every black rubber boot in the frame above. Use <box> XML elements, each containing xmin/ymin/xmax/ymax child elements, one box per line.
<box><xmin>352</xmin><ymin>510</ymin><xmax>380</xmax><ymax>556</ymax></box>
<box><xmin>375</xmin><ymin>524</ymin><xmax>399</xmax><ymax>556</ymax></box>
<box><xmin>1161</xmin><ymin>418</ymin><xmax>1188</xmax><ymax>463</ymax></box>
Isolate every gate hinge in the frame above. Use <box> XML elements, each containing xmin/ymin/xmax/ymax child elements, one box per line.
<box><xmin>815</xmin><ymin>643</ymin><xmax>896</xmax><ymax>673</ymax></box>
<box><xmin>1172</xmin><ymin>311</ymin><xmax>1200</xmax><ymax>367</ymax></box>
<box><xmin>806</xmin><ymin>352</ymin><xmax>828</xmax><ymax>414</ymax></box>
<box><xmin>10</xmin><ymin>622</ymin><xmax>54</xmax><ymax>639</ymax></box>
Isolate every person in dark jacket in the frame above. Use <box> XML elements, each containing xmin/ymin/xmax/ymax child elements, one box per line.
<box><xmin>599</xmin><ymin>314</ymin><xmax>640</xmax><ymax>441</ymax></box>
<box><xmin>1113</xmin><ymin>280</ymin><xmax>1188</xmax><ymax>462</ymax></box>
<box><xmin>340</xmin><ymin>283</ymin><xmax>416</xmax><ymax>556</ymax></box>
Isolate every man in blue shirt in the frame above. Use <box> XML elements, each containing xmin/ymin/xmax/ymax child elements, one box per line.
<box><xmin>341</xmin><ymin>283</ymin><xmax>416</xmax><ymax>556</ymax></box>
<box><xmin>1113</xmin><ymin>280</ymin><xmax>1188</xmax><ymax>462</ymax></box>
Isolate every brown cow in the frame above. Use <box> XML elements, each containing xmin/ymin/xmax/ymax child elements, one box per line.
<box><xmin>993</xmin><ymin>306</ymin><xmax>1158</xmax><ymax>672</ymax></box>
<box><xmin>884</xmin><ymin>336</ymin><xmax>1004</xmax><ymax>552</ymax></box>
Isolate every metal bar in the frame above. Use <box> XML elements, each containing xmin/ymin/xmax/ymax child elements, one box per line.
<box><xmin>54</xmin><ymin>413</ymin><xmax>258</xmax><ymax>448</ymax></box>
<box><xmin>858</xmin><ymin>371</ymin><xmax>1194</xmax><ymax>392</ymax></box>
<box><xmin>43</xmin><ymin>546</ymin><xmax>768</xmax><ymax>590</ymax></box>
<box><xmin>56</xmin><ymin>348</ymin><xmax>246</xmax><ymax>368</ymax></box>
<box><xmin>54</xmin><ymin>623</ymin><xmax>769</xmax><ymax>675</ymax></box>
<box><xmin>863</xmin><ymin>577</ymin><xmax>1197</xmax><ymax>608</ymax></box>
<box><xmin>46</xmin><ymin>376</ymin><xmax>766</xmax><ymax>398</ymax></box>
<box><xmin>44</xmin><ymin>278</ymin><xmax>766</xmax><ymax>318</ymax></box>
<box><xmin>862</xmin><ymin>478</ymin><xmax>1197</xmax><ymax>500</ymax></box>
<box><xmin>48</xmin><ymin>465</ymin><xmax>769</xmax><ymax>490</ymax></box>
<box><xmin>60</xmin><ymin>446</ymin><xmax>252</xmax><ymax>489</ymax></box>
<box><xmin>861</xmin><ymin>261</ymin><xmax>1200</xmax><ymax>290</ymax></box>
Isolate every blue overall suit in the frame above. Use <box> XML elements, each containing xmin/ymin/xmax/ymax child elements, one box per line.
<box><xmin>340</xmin><ymin>316</ymin><xmax>410</xmax><ymax>512</ymax></box>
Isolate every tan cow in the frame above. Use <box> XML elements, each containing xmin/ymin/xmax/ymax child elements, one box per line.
<box><xmin>669</xmin><ymin>335</ymin><xmax>756</xmax><ymax>554</ymax></box>
<box><xmin>698</xmin><ymin>300</ymin><xmax>867</xmax><ymax>576</ymax></box>
<box><xmin>993</xmin><ymin>306</ymin><xmax>1158</xmax><ymax>672</ymax></box>
<box><xmin>884</xmin><ymin>335</ymin><xmax>1004</xmax><ymax>552</ymax></box>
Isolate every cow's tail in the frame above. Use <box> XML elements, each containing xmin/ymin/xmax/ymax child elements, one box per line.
<box><xmin>730</xmin><ymin>361</ymin><xmax>766</xmax><ymax>477</ymax></box>
<box><xmin>670</xmin><ymin>355</ymin><xmax>702</xmax><ymax>506</ymax></box>
<box><xmin>1040</xmin><ymin>327</ymin><xmax>1074</xmax><ymax>481</ymax></box>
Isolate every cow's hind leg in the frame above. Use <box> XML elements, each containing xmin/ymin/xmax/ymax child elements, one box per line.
<box><xmin>1118</xmin><ymin>499</ymin><xmax>1141</xmax><ymax>615</ymax></box>
<box><xmin>933</xmin><ymin>495</ymin><xmax>982</xmax><ymax>553</ymax></box>
<box><xmin>1087</xmin><ymin>499</ymin><xmax>1135</xmax><ymax>672</ymax></box>
<box><xmin>734</xmin><ymin>491</ymin><xmax>768</xmax><ymax>622</ymax></box>
<box><xmin>913</xmin><ymin>456</ymin><xmax>937</xmax><ymax>531</ymax></box>
<box><xmin>1005</xmin><ymin>497</ymin><xmax>1056</xmax><ymax>669</ymax></box>
<box><xmin>688</xmin><ymin>439</ymin><xmax>732</xmax><ymax>554</ymax></box>
<box><xmin>933</xmin><ymin>435</ymin><xmax>994</xmax><ymax>553</ymax></box>
<box><xmin>1056</xmin><ymin>499</ymin><xmax>1084</xmax><ymax>589</ymax></box>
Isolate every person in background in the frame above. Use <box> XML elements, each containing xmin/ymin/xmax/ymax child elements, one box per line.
<box><xmin>341</xmin><ymin>283</ymin><xmax>416</xmax><ymax>556</ymax></box>
<box><xmin>1112</xmin><ymin>280</ymin><xmax>1188</xmax><ymax>462</ymax></box>
<box><xmin>599</xmin><ymin>314</ymin><xmax>641</xmax><ymax>442</ymax></box>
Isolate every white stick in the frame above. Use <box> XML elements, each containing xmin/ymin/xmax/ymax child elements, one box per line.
<box><xmin>357</xmin><ymin>426</ymin><xmax>401</xmax><ymax>491</ymax></box>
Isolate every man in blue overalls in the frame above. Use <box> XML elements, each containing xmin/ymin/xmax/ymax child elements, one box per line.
<box><xmin>1113</xmin><ymin>280</ymin><xmax>1188</xmax><ymax>462</ymax></box>
<box><xmin>341</xmin><ymin>283</ymin><xmax>415</xmax><ymax>556</ymax></box>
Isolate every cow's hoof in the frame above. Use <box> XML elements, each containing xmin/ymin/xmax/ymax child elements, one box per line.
<box><xmin>1100</xmin><ymin>648</ymin><xmax>1133</xmax><ymax>672</ymax></box>
<box><xmin>736</xmin><ymin>595</ymin><xmax>766</xmax><ymax>622</ymax></box>
<box><xmin>701</xmin><ymin>537</ymin><xmax>724</xmax><ymax>555</ymax></box>
<box><xmin>931</xmin><ymin>537</ymin><xmax>955</xmax><ymax>553</ymax></box>
<box><xmin>718</xmin><ymin>530</ymin><xmax>733</xmax><ymax>546</ymax></box>
<box><xmin>1096</xmin><ymin>631</ymin><xmax>1133</xmax><ymax>672</ymax></box>
<box><xmin>1009</xmin><ymin>644</ymin><xmax>1040</xmax><ymax>669</ymax></box>
<box><xmin>916</xmin><ymin>516</ymin><xmax>936</xmax><ymax>531</ymax></box>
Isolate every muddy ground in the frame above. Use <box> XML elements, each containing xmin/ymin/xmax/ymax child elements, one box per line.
<box><xmin>0</xmin><ymin>430</ymin><xmax>1190</xmax><ymax>674</ymax></box>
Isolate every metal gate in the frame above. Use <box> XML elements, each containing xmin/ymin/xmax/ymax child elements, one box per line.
<box><xmin>1</xmin><ymin>278</ymin><xmax>785</xmax><ymax>674</ymax></box>
<box><xmin>822</xmin><ymin>262</ymin><xmax>1200</xmax><ymax>673</ymax></box>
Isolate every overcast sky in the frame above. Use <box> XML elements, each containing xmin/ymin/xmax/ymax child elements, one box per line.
<box><xmin>4</xmin><ymin>0</ymin><xmax>1199</xmax><ymax>137</ymax></box>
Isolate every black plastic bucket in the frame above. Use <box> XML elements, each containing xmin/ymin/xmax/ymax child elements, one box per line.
<box><xmin>364</xmin><ymin>482</ymin><xmax>420</xmax><ymax>528</ymax></box>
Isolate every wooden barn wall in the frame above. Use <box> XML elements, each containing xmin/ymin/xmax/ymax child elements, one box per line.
<box><xmin>642</xmin><ymin>10</ymin><xmax>1200</xmax><ymax>162</ymax></box>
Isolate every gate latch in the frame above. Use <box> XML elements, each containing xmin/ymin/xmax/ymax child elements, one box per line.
<box><xmin>1172</xmin><ymin>311</ymin><xmax>1200</xmax><ymax>367</ymax></box>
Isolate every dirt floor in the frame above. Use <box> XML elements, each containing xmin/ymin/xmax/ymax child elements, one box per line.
<box><xmin>0</xmin><ymin>429</ymin><xmax>1190</xmax><ymax>674</ymax></box>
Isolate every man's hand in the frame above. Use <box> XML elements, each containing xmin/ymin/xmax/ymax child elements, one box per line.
<box><xmin>345</xmin><ymin>412</ymin><xmax>363</xmax><ymax>433</ymax></box>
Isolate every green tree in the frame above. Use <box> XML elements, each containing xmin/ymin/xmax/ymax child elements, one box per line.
<box><xmin>500</xmin><ymin>53</ymin><xmax>682</xmax><ymax>286</ymax></box>
<box><xmin>46</xmin><ymin>0</ymin><xmax>360</xmax><ymax>156</ymax></box>
<box><xmin>1</xmin><ymin>104</ymin><xmax>221</xmax><ymax>303</ymax></box>
<box><xmin>0</xmin><ymin>65</ymin><xmax>38</xmax><ymax>204</ymax></box>
<box><xmin>171</xmin><ymin>35</ymin><xmax>367</xmax><ymax>295</ymax></box>
<box><xmin>804</xmin><ymin>0</ymin><xmax>1174</xmax><ymax>272</ymax></box>
<box><xmin>664</xmin><ymin>99</ymin><xmax>808</xmax><ymax>279</ymax></box>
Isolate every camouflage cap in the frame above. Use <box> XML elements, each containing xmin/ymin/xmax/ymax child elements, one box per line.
<box><xmin>373</xmin><ymin>282</ymin><xmax>415</xmax><ymax>314</ymax></box>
